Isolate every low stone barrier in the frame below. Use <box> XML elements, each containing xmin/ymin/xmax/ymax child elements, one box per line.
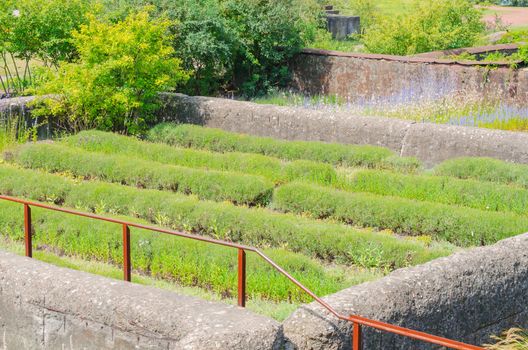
<box><xmin>4</xmin><ymin>94</ymin><xmax>528</xmax><ymax>167</ymax></box>
<box><xmin>157</xmin><ymin>93</ymin><xmax>528</xmax><ymax>167</ymax></box>
<box><xmin>0</xmin><ymin>250</ymin><xmax>283</xmax><ymax>350</ymax></box>
<box><xmin>283</xmin><ymin>233</ymin><xmax>528</xmax><ymax>349</ymax></box>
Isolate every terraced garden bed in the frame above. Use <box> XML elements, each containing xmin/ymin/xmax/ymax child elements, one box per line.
<box><xmin>1</xmin><ymin>124</ymin><xmax>527</xmax><ymax>320</ymax></box>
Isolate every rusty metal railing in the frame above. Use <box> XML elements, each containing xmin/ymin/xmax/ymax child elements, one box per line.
<box><xmin>0</xmin><ymin>195</ymin><xmax>484</xmax><ymax>350</ymax></box>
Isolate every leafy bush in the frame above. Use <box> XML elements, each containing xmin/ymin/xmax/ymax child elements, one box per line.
<box><xmin>363</xmin><ymin>0</ymin><xmax>484</xmax><ymax>55</ymax></box>
<box><xmin>273</xmin><ymin>182</ymin><xmax>528</xmax><ymax>246</ymax></box>
<box><xmin>12</xmin><ymin>143</ymin><xmax>274</xmax><ymax>206</ymax></box>
<box><xmin>31</xmin><ymin>10</ymin><xmax>189</xmax><ymax>135</ymax></box>
<box><xmin>434</xmin><ymin>157</ymin><xmax>528</xmax><ymax>188</ymax></box>
<box><xmin>99</xmin><ymin>0</ymin><xmax>321</xmax><ymax>96</ymax></box>
<box><xmin>0</xmin><ymin>165</ymin><xmax>449</xmax><ymax>268</ymax></box>
<box><xmin>338</xmin><ymin>169</ymin><xmax>528</xmax><ymax>215</ymax></box>
<box><xmin>148</xmin><ymin>123</ymin><xmax>397</xmax><ymax>168</ymax></box>
<box><xmin>63</xmin><ymin>130</ymin><xmax>337</xmax><ymax>185</ymax></box>
<box><xmin>0</xmin><ymin>200</ymin><xmax>369</xmax><ymax>303</ymax></box>
<box><xmin>0</xmin><ymin>0</ymin><xmax>89</xmax><ymax>95</ymax></box>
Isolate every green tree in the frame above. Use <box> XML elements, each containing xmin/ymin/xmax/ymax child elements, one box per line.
<box><xmin>363</xmin><ymin>0</ymin><xmax>484</xmax><ymax>55</ymax></box>
<box><xmin>0</xmin><ymin>0</ymin><xmax>89</xmax><ymax>66</ymax></box>
<box><xmin>32</xmin><ymin>9</ymin><xmax>189</xmax><ymax>135</ymax></box>
<box><xmin>99</xmin><ymin>0</ymin><xmax>321</xmax><ymax>96</ymax></box>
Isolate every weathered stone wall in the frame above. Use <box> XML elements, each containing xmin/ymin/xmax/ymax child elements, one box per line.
<box><xmin>0</xmin><ymin>250</ymin><xmax>283</xmax><ymax>350</ymax></box>
<box><xmin>289</xmin><ymin>48</ymin><xmax>528</xmax><ymax>108</ymax></box>
<box><xmin>157</xmin><ymin>93</ymin><xmax>528</xmax><ymax>167</ymax></box>
<box><xmin>1</xmin><ymin>233</ymin><xmax>526</xmax><ymax>350</ymax></box>
<box><xmin>283</xmin><ymin>233</ymin><xmax>528</xmax><ymax>350</ymax></box>
<box><xmin>4</xmin><ymin>94</ymin><xmax>528</xmax><ymax>167</ymax></box>
<box><xmin>0</xmin><ymin>96</ymin><xmax>54</xmax><ymax>139</ymax></box>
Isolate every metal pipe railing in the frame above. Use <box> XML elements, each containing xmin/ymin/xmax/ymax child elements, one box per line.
<box><xmin>0</xmin><ymin>194</ymin><xmax>484</xmax><ymax>350</ymax></box>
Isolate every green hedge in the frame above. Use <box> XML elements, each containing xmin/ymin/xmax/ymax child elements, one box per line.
<box><xmin>64</xmin><ymin>130</ymin><xmax>338</xmax><ymax>185</ymax></box>
<box><xmin>0</xmin><ymin>200</ymin><xmax>369</xmax><ymax>303</ymax></box>
<box><xmin>434</xmin><ymin>157</ymin><xmax>528</xmax><ymax>188</ymax></box>
<box><xmin>0</xmin><ymin>165</ymin><xmax>450</xmax><ymax>268</ymax></box>
<box><xmin>273</xmin><ymin>182</ymin><xmax>528</xmax><ymax>247</ymax></box>
<box><xmin>147</xmin><ymin>123</ymin><xmax>410</xmax><ymax>169</ymax></box>
<box><xmin>338</xmin><ymin>169</ymin><xmax>528</xmax><ymax>215</ymax></box>
<box><xmin>12</xmin><ymin>143</ymin><xmax>274</xmax><ymax>206</ymax></box>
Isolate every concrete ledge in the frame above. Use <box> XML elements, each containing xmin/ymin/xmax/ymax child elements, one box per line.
<box><xmin>401</xmin><ymin>123</ymin><xmax>528</xmax><ymax>166</ymax></box>
<box><xmin>157</xmin><ymin>93</ymin><xmax>411</xmax><ymax>152</ymax></box>
<box><xmin>0</xmin><ymin>250</ymin><xmax>283</xmax><ymax>350</ymax></box>
<box><xmin>283</xmin><ymin>233</ymin><xmax>528</xmax><ymax>350</ymax></box>
<box><xmin>157</xmin><ymin>93</ymin><xmax>528</xmax><ymax>167</ymax></box>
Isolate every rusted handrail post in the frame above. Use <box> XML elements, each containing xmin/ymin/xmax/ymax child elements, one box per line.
<box><xmin>122</xmin><ymin>224</ymin><xmax>131</xmax><ymax>282</ymax></box>
<box><xmin>353</xmin><ymin>321</ymin><xmax>362</xmax><ymax>350</ymax></box>
<box><xmin>24</xmin><ymin>204</ymin><xmax>32</xmax><ymax>258</ymax></box>
<box><xmin>238</xmin><ymin>248</ymin><xmax>246</xmax><ymax>307</ymax></box>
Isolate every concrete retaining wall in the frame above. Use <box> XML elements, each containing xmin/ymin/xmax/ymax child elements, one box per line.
<box><xmin>0</xmin><ymin>250</ymin><xmax>282</xmax><ymax>350</ymax></box>
<box><xmin>4</xmin><ymin>94</ymin><xmax>528</xmax><ymax>167</ymax></box>
<box><xmin>283</xmin><ymin>233</ymin><xmax>528</xmax><ymax>349</ymax></box>
<box><xmin>1</xmin><ymin>234</ymin><xmax>526</xmax><ymax>350</ymax></box>
<box><xmin>289</xmin><ymin>48</ymin><xmax>528</xmax><ymax>108</ymax></box>
<box><xmin>157</xmin><ymin>93</ymin><xmax>528</xmax><ymax>167</ymax></box>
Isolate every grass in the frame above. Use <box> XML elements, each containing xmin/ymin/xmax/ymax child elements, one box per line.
<box><xmin>0</xmin><ymin>199</ymin><xmax>379</xmax><ymax>304</ymax></box>
<box><xmin>63</xmin><ymin>130</ymin><xmax>338</xmax><ymax>185</ymax></box>
<box><xmin>336</xmin><ymin>169</ymin><xmax>528</xmax><ymax>215</ymax></box>
<box><xmin>11</xmin><ymin>142</ymin><xmax>275</xmax><ymax>206</ymax></box>
<box><xmin>0</xmin><ymin>164</ymin><xmax>452</xmax><ymax>269</ymax></box>
<box><xmin>485</xmin><ymin>328</ymin><xmax>528</xmax><ymax>350</ymax></box>
<box><xmin>147</xmin><ymin>123</ymin><xmax>418</xmax><ymax>170</ymax></box>
<box><xmin>273</xmin><ymin>182</ymin><xmax>528</xmax><ymax>247</ymax></box>
<box><xmin>434</xmin><ymin>157</ymin><xmax>528</xmax><ymax>188</ymax></box>
<box><xmin>252</xmin><ymin>91</ymin><xmax>528</xmax><ymax>134</ymax></box>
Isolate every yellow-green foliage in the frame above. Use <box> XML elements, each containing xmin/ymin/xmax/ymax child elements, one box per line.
<box><xmin>148</xmin><ymin>123</ymin><xmax>399</xmax><ymax>168</ymax></box>
<box><xmin>338</xmin><ymin>169</ymin><xmax>528</xmax><ymax>215</ymax></box>
<box><xmin>273</xmin><ymin>182</ymin><xmax>528</xmax><ymax>247</ymax></box>
<box><xmin>362</xmin><ymin>0</ymin><xmax>484</xmax><ymax>55</ymax></box>
<box><xmin>435</xmin><ymin>157</ymin><xmax>528</xmax><ymax>188</ymax></box>
<box><xmin>63</xmin><ymin>130</ymin><xmax>337</xmax><ymax>185</ymax></box>
<box><xmin>12</xmin><ymin>143</ymin><xmax>274</xmax><ymax>206</ymax></box>
<box><xmin>31</xmin><ymin>10</ymin><xmax>189</xmax><ymax>135</ymax></box>
<box><xmin>0</xmin><ymin>164</ymin><xmax>450</xmax><ymax>268</ymax></box>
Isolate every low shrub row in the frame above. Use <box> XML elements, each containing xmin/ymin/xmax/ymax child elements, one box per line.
<box><xmin>63</xmin><ymin>130</ymin><xmax>337</xmax><ymax>185</ymax></box>
<box><xmin>273</xmin><ymin>182</ymin><xmax>528</xmax><ymax>247</ymax></box>
<box><xmin>11</xmin><ymin>143</ymin><xmax>274</xmax><ymax>206</ymax></box>
<box><xmin>434</xmin><ymin>157</ymin><xmax>528</xmax><ymax>188</ymax></box>
<box><xmin>338</xmin><ymin>170</ymin><xmax>528</xmax><ymax>215</ymax></box>
<box><xmin>0</xmin><ymin>165</ymin><xmax>450</xmax><ymax>268</ymax></box>
<box><xmin>0</xmin><ymin>200</ymin><xmax>367</xmax><ymax>302</ymax></box>
<box><xmin>147</xmin><ymin>123</ymin><xmax>419</xmax><ymax>170</ymax></box>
